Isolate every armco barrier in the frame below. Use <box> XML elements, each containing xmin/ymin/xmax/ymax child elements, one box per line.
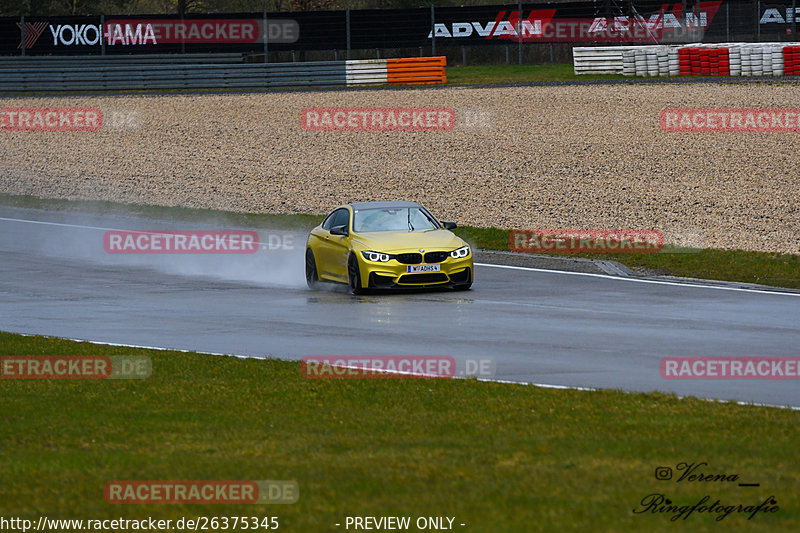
<box><xmin>573</xmin><ymin>46</ymin><xmax>631</xmax><ymax>74</ymax></box>
<box><xmin>0</xmin><ymin>55</ymin><xmax>446</xmax><ymax>92</ymax></box>
<box><xmin>577</xmin><ymin>44</ymin><xmax>800</xmax><ymax>78</ymax></box>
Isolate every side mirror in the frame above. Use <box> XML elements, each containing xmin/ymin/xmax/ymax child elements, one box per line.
<box><xmin>330</xmin><ymin>224</ymin><xmax>349</xmax><ymax>236</ymax></box>
<box><xmin>441</xmin><ymin>221</ymin><xmax>457</xmax><ymax>230</ymax></box>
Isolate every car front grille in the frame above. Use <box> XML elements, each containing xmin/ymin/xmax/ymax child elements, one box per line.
<box><xmin>398</xmin><ymin>273</ymin><xmax>448</xmax><ymax>284</ymax></box>
<box><xmin>395</xmin><ymin>253</ymin><xmax>422</xmax><ymax>264</ymax></box>
<box><xmin>423</xmin><ymin>251</ymin><xmax>449</xmax><ymax>263</ymax></box>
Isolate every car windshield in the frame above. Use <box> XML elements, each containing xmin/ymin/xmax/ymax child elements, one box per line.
<box><xmin>352</xmin><ymin>207</ymin><xmax>440</xmax><ymax>232</ymax></box>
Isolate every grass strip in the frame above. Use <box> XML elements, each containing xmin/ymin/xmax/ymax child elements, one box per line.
<box><xmin>446</xmin><ymin>63</ymin><xmax>626</xmax><ymax>84</ymax></box>
<box><xmin>0</xmin><ymin>332</ymin><xmax>797</xmax><ymax>532</ymax></box>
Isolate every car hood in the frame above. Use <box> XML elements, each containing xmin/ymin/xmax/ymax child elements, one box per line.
<box><xmin>352</xmin><ymin>229</ymin><xmax>466</xmax><ymax>253</ymax></box>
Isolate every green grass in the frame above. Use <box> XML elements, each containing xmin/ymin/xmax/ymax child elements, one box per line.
<box><xmin>2</xmin><ymin>193</ymin><xmax>798</xmax><ymax>289</ymax></box>
<box><xmin>1</xmin><ymin>332</ymin><xmax>797</xmax><ymax>532</ymax></box>
<box><xmin>465</xmin><ymin>225</ymin><xmax>800</xmax><ymax>289</ymax></box>
<box><xmin>446</xmin><ymin>63</ymin><xmax>626</xmax><ymax>84</ymax></box>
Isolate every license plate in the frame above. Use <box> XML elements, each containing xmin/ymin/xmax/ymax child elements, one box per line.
<box><xmin>407</xmin><ymin>264</ymin><xmax>440</xmax><ymax>273</ymax></box>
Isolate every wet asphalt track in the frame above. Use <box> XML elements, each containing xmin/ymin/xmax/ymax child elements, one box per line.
<box><xmin>1</xmin><ymin>206</ymin><xmax>798</xmax><ymax>407</ymax></box>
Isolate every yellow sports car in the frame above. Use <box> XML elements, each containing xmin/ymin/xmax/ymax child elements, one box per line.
<box><xmin>305</xmin><ymin>201</ymin><xmax>473</xmax><ymax>293</ymax></box>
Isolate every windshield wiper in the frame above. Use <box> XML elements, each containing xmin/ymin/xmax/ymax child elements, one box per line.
<box><xmin>407</xmin><ymin>209</ymin><xmax>414</xmax><ymax>231</ymax></box>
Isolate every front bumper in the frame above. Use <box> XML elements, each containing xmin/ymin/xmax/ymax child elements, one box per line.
<box><xmin>358</xmin><ymin>255</ymin><xmax>473</xmax><ymax>289</ymax></box>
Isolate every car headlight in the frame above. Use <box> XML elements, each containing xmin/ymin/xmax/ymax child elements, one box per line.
<box><xmin>450</xmin><ymin>245</ymin><xmax>470</xmax><ymax>259</ymax></box>
<box><xmin>361</xmin><ymin>251</ymin><xmax>390</xmax><ymax>262</ymax></box>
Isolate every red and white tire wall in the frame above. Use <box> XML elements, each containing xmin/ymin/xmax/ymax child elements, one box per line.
<box><xmin>618</xmin><ymin>43</ymin><xmax>800</xmax><ymax>77</ymax></box>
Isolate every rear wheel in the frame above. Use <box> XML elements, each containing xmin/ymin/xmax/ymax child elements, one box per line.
<box><xmin>348</xmin><ymin>254</ymin><xmax>366</xmax><ymax>295</ymax></box>
<box><xmin>305</xmin><ymin>249</ymin><xmax>319</xmax><ymax>289</ymax></box>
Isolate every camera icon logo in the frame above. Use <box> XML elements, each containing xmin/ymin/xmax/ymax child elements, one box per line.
<box><xmin>655</xmin><ymin>467</ymin><xmax>673</xmax><ymax>480</ymax></box>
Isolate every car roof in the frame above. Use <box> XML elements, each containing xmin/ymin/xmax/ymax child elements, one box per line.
<box><xmin>348</xmin><ymin>201</ymin><xmax>422</xmax><ymax>210</ymax></box>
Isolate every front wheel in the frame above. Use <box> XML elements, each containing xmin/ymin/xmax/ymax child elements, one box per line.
<box><xmin>348</xmin><ymin>254</ymin><xmax>366</xmax><ymax>295</ymax></box>
<box><xmin>305</xmin><ymin>249</ymin><xmax>319</xmax><ymax>289</ymax></box>
<box><xmin>453</xmin><ymin>283</ymin><xmax>472</xmax><ymax>291</ymax></box>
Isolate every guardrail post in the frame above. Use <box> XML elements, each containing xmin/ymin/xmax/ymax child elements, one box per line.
<box><xmin>264</xmin><ymin>8</ymin><xmax>269</xmax><ymax>63</ymax></box>
<box><xmin>725</xmin><ymin>3</ymin><xmax>730</xmax><ymax>42</ymax></box>
<box><xmin>461</xmin><ymin>46</ymin><xmax>466</xmax><ymax>65</ymax></box>
<box><xmin>431</xmin><ymin>5</ymin><xmax>436</xmax><ymax>57</ymax></box>
<box><xmin>518</xmin><ymin>0</ymin><xmax>523</xmax><ymax>65</ymax></box>
<box><xmin>682</xmin><ymin>0</ymin><xmax>688</xmax><ymax>35</ymax></box>
<box><xmin>20</xmin><ymin>15</ymin><xmax>24</xmax><ymax>57</ymax></box>
<box><xmin>756</xmin><ymin>0</ymin><xmax>761</xmax><ymax>42</ymax></box>
<box><xmin>756</xmin><ymin>0</ymin><xmax>761</xmax><ymax>41</ymax></box>
<box><xmin>346</xmin><ymin>8</ymin><xmax>351</xmax><ymax>60</ymax></box>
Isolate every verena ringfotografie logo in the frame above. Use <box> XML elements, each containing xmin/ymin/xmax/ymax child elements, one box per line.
<box><xmin>661</xmin><ymin>357</ymin><xmax>800</xmax><ymax>380</ymax></box>
<box><xmin>103</xmin><ymin>230</ymin><xmax>260</xmax><ymax>254</ymax></box>
<box><xmin>301</xmin><ymin>356</ymin><xmax>495</xmax><ymax>379</ymax></box>
<box><xmin>510</xmin><ymin>229</ymin><xmax>664</xmax><ymax>253</ymax></box>
<box><xmin>104</xmin><ymin>480</ymin><xmax>298</xmax><ymax>504</ymax></box>
<box><xmin>634</xmin><ymin>461</ymin><xmax>778</xmax><ymax>522</ymax></box>
<box><xmin>0</xmin><ymin>107</ymin><xmax>102</xmax><ymax>131</ymax></box>
<box><xmin>660</xmin><ymin>108</ymin><xmax>800</xmax><ymax>132</ymax></box>
<box><xmin>300</xmin><ymin>107</ymin><xmax>456</xmax><ymax>131</ymax></box>
<box><xmin>1</xmin><ymin>356</ymin><xmax>150</xmax><ymax>379</ymax></box>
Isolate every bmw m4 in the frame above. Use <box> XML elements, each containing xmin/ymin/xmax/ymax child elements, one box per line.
<box><xmin>305</xmin><ymin>201</ymin><xmax>473</xmax><ymax>294</ymax></box>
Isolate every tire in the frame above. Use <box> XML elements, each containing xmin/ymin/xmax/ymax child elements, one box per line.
<box><xmin>347</xmin><ymin>254</ymin><xmax>366</xmax><ymax>295</ymax></box>
<box><xmin>453</xmin><ymin>283</ymin><xmax>472</xmax><ymax>291</ymax></box>
<box><xmin>305</xmin><ymin>248</ymin><xmax>319</xmax><ymax>289</ymax></box>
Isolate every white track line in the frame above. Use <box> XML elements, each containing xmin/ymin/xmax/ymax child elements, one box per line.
<box><xmin>8</xmin><ymin>333</ymin><xmax>797</xmax><ymax>411</ymax></box>
<box><xmin>3</xmin><ymin>215</ymin><xmax>798</xmax><ymax>296</ymax></box>
<box><xmin>475</xmin><ymin>262</ymin><xmax>800</xmax><ymax>297</ymax></box>
<box><xmin>0</xmin><ymin>216</ymin><xmax>119</xmax><ymax>232</ymax></box>
<box><xmin>0</xmin><ymin>215</ymin><xmax>291</xmax><ymax>251</ymax></box>
<box><xmin>3</xmin><ymin>216</ymin><xmax>798</xmax><ymax>407</ymax></box>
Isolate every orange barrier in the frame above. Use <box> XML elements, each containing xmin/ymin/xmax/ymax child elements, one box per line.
<box><xmin>387</xmin><ymin>56</ymin><xmax>446</xmax><ymax>85</ymax></box>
